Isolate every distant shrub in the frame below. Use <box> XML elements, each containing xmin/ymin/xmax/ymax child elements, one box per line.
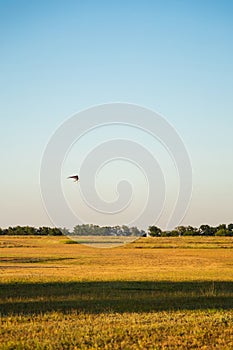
<box><xmin>161</xmin><ymin>230</ymin><xmax>179</xmax><ymax>237</ymax></box>
<box><xmin>215</xmin><ymin>229</ymin><xmax>232</xmax><ymax>236</ymax></box>
<box><xmin>183</xmin><ymin>230</ymin><xmax>199</xmax><ymax>236</ymax></box>
<box><xmin>64</xmin><ymin>240</ymin><xmax>79</xmax><ymax>244</ymax></box>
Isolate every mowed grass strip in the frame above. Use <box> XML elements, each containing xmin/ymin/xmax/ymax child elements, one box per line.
<box><xmin>0</xmin><ymin>236</ymin><xmax>233</xmax><ymax>349</ymax></box>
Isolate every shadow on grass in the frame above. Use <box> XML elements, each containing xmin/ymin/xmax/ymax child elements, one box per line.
<box><xmin>0</xmin><ymin>281</ymin><xmax>233</xmax><ymax>315</ymax></box>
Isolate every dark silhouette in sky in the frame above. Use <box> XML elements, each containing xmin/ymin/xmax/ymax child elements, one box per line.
<box><xmin>67</xmin><ymin>175</ymin><xmax>79</xmax><ymax>182</ymax></box>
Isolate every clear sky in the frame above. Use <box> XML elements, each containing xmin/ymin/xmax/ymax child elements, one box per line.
<box><xmin>1</xmin><ymin>0</ymin><xmax>233</xmax><ymax>230</ymax></box>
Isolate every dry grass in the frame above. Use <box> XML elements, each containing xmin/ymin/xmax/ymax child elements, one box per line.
<box><xmin>0</xmin><ymin>236</ymin><xmax>233</xmax><ymax>349</ymax></box>
<box><xmin>1</xmin><ymin>310</ymin><xmax>233</xmax><ymax>350</ymax></box>
<box><xmin>67</xmin><ymin>235</ymin><xmax>138</xmax><ymax>248</ymax></box>
<box><xmin>0</xmin><ymin>236</ymin><xmax>232</xmax><ymax>282</ymax></box>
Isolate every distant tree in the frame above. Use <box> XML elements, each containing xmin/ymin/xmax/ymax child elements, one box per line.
<box><xmin>50</xmin><ymin>228</ymin><xmax>63</xmax><ymax>236</ymax></box>
<box><xmin>73</xmin><ymin>224</ymin><xmax>88</xmax><ymax>236</ymax></box>
<box><xmin>121</xmin><ymin>225</ymin><xmax>130</xmax><ymax>236</ymax></box>
<box><xmin>199</xmin><ymin>224</ymin><xmax>212</xmax><ymax>236</ymax></box>
<box><xmin>7</xmin><ymin>226</ymin><xmax>16</xmax><ymax>235</ymax></box>
<box><xmin>170</xmin><ymin>230</ymin><xmax>179</xmax><ymax>237</ymax></box>
<box><xmin>199</xmin><ymin>225</ymin><xmax>220</xmax><ymax>236</ymax></box>
<box><xmin>37</xmin><ymin>227</ymin><xmax>50</xmax><ymax>235</ymax></box>
<box><xmin>228</xmin><ymin>223</ymin><xmax>233</xmax><ymax>231</ymax></box>
<box><xmin>102</xmin><ymin>226</ymin><xmax>112</xmax><ymax>236</ymax></box>
<box><xmin>130</xmin><ymin>226</ymin><xmax>141</xmax><ymax>237</ymax></box>
<box><xmin>161</xmin><ymin>230</ymin><xmax>179</xmax><ymax>237</ymax></box>
<box><xmin>24</xmin><ymin>226</ymin><xmax>37</xmax><ymax>235</ymax></box>
<box><xmin>140</xmin><ymin>230</ymin><xmax>146</xmax><ymax>237</ymax></box>
<box><xmin>148</xmin><ymin>226</ymin><xmax>162</xmax><ymax>237</ymax></box>
<box><xmin>114</xmin><ymin>225</ymin><xmax>123</xmax><ymax>236</ymax></box>
<box><xmin>109</xmin><ymin>226</ymin><xmax>117</xmax><ymax>236</ymax></box>
<box><xmin>183</xmin><ymin>226</ymin><xmax>199</xmax><ymax>236</ymax></box>
<box><xmin>60</xmin><ymin>227</ymin><xmax>71</xmax><ymax>236</ymax></box>
<box><xmin>215</xmin><ymin>228</ymin><xmax>230</xmax><ymax>236</ymax></box>
<box><xmin>175</xmin><ymin>226</ymin><xmax>187</xmax><ymax>236</ymax></box>
<box><xmin>1</xmin><ymin>228</ymin><xmax>8</xmax><ymax>235</ymax></box>
<box><xmin>217</xmin><ymin>224</ymin><xmax>227</xmax><ymax>231</ymax></box>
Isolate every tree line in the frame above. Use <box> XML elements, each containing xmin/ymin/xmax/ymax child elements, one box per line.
<box><xmin>0</xmin><ymin>224</ymin><xmax>145</xmax><ymax>237</ymax></box>
<box><xmin>0</xmin><ymin>226</ymin><xmax>63</xmax><ymax>236</ymax></box>
<box><xmin>70</xmin><ymin>224</ymin><xmax>145</xmax><ymax>237</ymax></box>
<box><xmin>0</xmin><ymin>223</ymin><xmax>233</xmax><ymax>237</ymax></box>
<box><xmin>149</xmin><ymin>224</ymin><xmax>233</xmax><ymax>237</ymax></box>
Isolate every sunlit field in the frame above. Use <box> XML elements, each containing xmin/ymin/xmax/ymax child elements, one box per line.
<box><xmin>0</xmin><ymin>236</ymin><xmax>233</xmax><ymax>349</ymax></box>
<box><xmin>68</xmin><ymin>235</ymin><xmax>138</xmax><ymax>248</ymax></box>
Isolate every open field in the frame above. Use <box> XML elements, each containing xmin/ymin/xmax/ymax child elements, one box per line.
<box><xmin>67</xmin><ymin>235</ymin><xmax>138</xmax><ymax>248</ymax></box>
<box><xmin>0</xmin><ymin>236</ymin><xmax>233</xmax><ymax>349</ymax></box>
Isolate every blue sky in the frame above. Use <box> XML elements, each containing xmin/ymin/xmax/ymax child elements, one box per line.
<box><xmin>1</xmin><ymin>0</ymin><xmax>233</xmax><ymax>229</ymax></box>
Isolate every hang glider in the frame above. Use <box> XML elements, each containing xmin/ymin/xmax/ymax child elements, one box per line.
<box><xmin>67</xmin><ymin>175</ymin><xmax>79</xmax><ymax>182</ymax></box>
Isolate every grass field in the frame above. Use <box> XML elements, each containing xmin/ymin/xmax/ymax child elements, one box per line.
<box><xmin>67</xmin><ymin>235</ymin><xmax>138</xmax><ymax>248</ymax></box>
<box><xmin>0</xmin><ymin>236</ymin><xmax>233</xmax><ymax>349</ymax></box>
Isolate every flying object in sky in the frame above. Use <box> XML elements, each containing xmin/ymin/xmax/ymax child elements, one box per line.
<box><xmin>67</xmin><ymin>175</ymin><xmax>79</xmax><ymax>182</ymax></box>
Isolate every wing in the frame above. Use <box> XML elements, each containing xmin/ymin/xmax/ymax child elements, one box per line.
<box><xmin>67</xmin><ymin>175</ymin><xmax>79</xmax><ymax>181</ymax></box>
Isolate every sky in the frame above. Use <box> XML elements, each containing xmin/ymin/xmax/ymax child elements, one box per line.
<box><xmin>1</xmin><ymin>0</ymin><xmax>233</xmax><ymax>230</ymax></box>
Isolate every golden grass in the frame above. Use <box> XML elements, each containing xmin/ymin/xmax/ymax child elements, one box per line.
<box><xmin>0</xmin><ymin>236</ymin><xmax>232</xmax><ymax>283</ymax></box>
<box><xmin>68</xmin><ymin>235</ymin><xmax>138</xmax><ymax>248</ymax></box>
<box><xmin>0</xmin><ymin>236</ymin><xmax>233</xmax><ymax>349</ymax></box>
<box><xmin>1</xmin><ymin>311</ymin><xmax>233</xmax><ymax>350</ymax></box>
